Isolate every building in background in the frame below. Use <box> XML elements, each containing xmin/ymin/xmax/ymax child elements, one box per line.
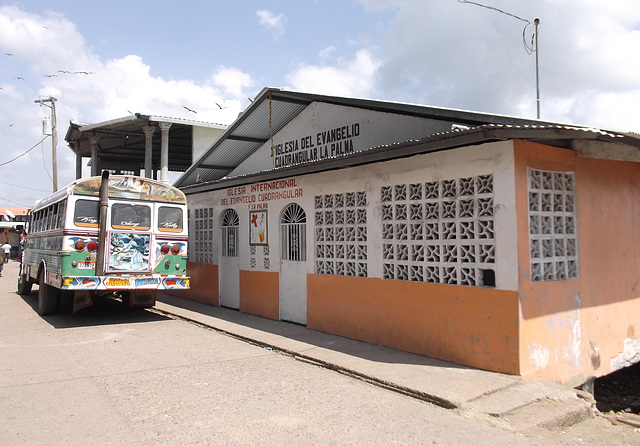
<box><xmin>0</xmin><ymin>208</ymin><xmax>29</xmax><ymax>258</ymax></box>
<box><xmin>172</xmin><ymin>87</ymin><xmax>640</xmax><ymax>386</ymax></box>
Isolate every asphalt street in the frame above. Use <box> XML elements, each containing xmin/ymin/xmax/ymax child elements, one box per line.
<box><xmin>1</xmin><ymin>260</ymin><xmax>638</xmax><ymax>445</ymax></box>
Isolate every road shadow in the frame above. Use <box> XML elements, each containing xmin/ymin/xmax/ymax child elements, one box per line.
<box><xmin>156</xmin><ymin>292</ymin><xmax>470</xmax><ymax>371</ymax></box>
<box><xmin>19</xmin><ymin>290</ymin><xmax>171</xmax><ymax>329</ymax></box>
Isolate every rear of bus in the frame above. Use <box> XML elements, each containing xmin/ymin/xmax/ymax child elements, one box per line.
<box><xmin>62</xmin><ymin>176</ymin><xmax>189</xmax><ymax>311</ymax></box>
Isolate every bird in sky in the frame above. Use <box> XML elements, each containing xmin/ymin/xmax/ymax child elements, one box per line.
<box><xmin>74</xmin><ymin>71</ymin><xmax>93</xmax><ymax>75</ymax></box>
<box><xmin>215</xmin><ymin>102</ymin><xmax>228</xmax><ymax>109</ymax></box>
<box><xmin>14</xmin><ymin>76</ymin><xmax>24</xmax><ymax>80</ymax></box>
<box><xmin>43</xmin><ymin>74</ymin><xmax>57</xmax><ymax>78</ymax></box>
<box><xmin>183</xmin><ymin>106</ymin><xmax>197</xmax><ymax>114</ymax></box>
<box><xmin>5</xmin><ymin>53</ymin><xmax>13</xmax><ymax>56</ymax></box>
<box><xmin>58</xmin><ymin>70</ymin><xmax>72</xmax><ymax>74</ymax></box>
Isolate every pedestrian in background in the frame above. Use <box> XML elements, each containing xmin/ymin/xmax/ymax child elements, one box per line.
<box><xmin>2</xmin><ymin>241</ymin><xmax>11</xmax><ymax>263</ymax></box>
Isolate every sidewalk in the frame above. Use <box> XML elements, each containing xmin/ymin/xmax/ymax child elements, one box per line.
<box><xmin>155</xmin><ymin>292</ymin><xmax>595</xmax><ymax>432</ymax></box>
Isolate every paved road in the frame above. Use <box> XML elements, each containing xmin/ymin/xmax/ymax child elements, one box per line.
<box><xmin>0</xmin><ymin>260</ymin><xmax>636</xmax><ymax>445</ymax></box>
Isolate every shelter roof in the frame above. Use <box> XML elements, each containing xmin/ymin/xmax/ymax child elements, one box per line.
<box><xmin>64</xmin><ymin>114</ymin><xmax>226</xmax><ymax>173</ymax></box>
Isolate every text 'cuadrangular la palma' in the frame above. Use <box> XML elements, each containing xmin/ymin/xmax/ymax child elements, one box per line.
<box><xmin>274</xmin><ymin>123</ymin><xmax>360</xmax><ymax>168</ymax></box>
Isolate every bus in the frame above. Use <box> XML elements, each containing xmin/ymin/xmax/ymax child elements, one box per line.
<box><xmin>18</xmin><ymin>172</ymin><xmax>189</xmax><ymax>315</ymax></box>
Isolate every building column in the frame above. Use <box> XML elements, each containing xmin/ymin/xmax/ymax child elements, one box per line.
<box><xmin>159</xmin><ymin>121</ymin><xmax>172</xmax><ymax>183</ymax></box>
<box><xmin>70</xmin><ymin>142</ymin><xmax>82</xmax><ymax>179</ymax></box>
<box><xmin>143</xmin><ymin>125</ymin><xmax>156</xmax><ymax>179</ymax></box>
<box><xmin>89</xmin><ymin>135</ymin><xmax>100</xmax><ymax>177</ymax></box>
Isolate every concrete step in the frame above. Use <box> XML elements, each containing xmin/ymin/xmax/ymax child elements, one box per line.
<box><xmin>461</xmin><ymin>378</ymin><xmax>596</xmax><ymax>432</ymax></box>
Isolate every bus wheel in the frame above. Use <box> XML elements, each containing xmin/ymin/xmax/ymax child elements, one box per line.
<box><xmin>38</xmin><ymin>274</ymin><xmax>59</xmax><ymax>316</ymax></box>
<box><xmin>17</xmin><ymin>274</ymin><xmax>33</xmax><ymax>295</ymax></box>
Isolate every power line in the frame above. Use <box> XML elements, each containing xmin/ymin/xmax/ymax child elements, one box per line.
<box><xmin>40</xmin><ymin>137</ymin><xmax>54</xmax><ymax>184</ymax></box>
<box><xmin>458</xmin><ymin>0</ymin><xmax>529</xmax><ymax>23</ymax></box>
<box><xmin>0</xmin><ymin>195</ymin><xmax>30</xmax><ymax>207</ymax></box>
<box><xmin>0</xmin><ymin>179</ymin><xmax>49</xmax><ymax>193</ymax></box>
<box><xmin>0</xmin><ymin>135</ymin><xmax>49</xmax><ymax>167</ymax></box>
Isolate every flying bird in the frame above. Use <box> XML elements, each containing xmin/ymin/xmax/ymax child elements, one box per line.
<box><xmin>5</xmin><ymin>53</ymin><xmax>13</xmax><ymax>56</ymax></box>
<box><xmin>43</xmin><ymin>74</ymin><xmax>58</xmax><ymax>78</ymax></box>
<box><xmin>58</xmin><ymin>70</ymin><xmax>72</xmax><ymax>74</ymax></box>
<box><xmin>183</xmin><ymin>106</ymin><xmax>197</xmax><ymax>114</ymax></box>
<box><xmin>74</xmin><ymin>71</ymin><xmax>94</xmax><ymax>75</ymax></box>
<box><xmin>215</xmin><ymin>102</ymin><xmax>228</xmax><ymax>109</ymax></box>
<box><xmin>14</xmin><ymin>76</ymin><xmax>24</xmax><ymax>80</ymax></box>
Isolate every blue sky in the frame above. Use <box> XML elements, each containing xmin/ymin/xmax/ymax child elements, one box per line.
<box><xmin>1</xmin><ymin>0</ymin><xmax>639</xmax><ymax>207</ymax></box>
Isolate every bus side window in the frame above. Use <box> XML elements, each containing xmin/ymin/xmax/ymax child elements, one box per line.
<box><xmin>158</xmin><ymin>206</ymin><xmax>183</xmax><ymax>232</ymax></box>
<box><xmin>57</xmin><ymin>200</ymin><xmax>67</xmax><ymax>228</ymax></box>
<box><xmin>74</xmin><ymin>200</ymin><xmax>99</xmax><ymax>227</ymax></box>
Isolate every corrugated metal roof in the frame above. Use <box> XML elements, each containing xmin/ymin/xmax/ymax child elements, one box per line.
<box><xmin>175</xmin><ymin>87</ymin><xmax>640</xmax><ymax>190</ymax></box>
<box><xmin>174</xmin><ymin>87</ymin><xmax>569</xmax><ymax>188</ymax></box>
<box><xmin>180</xmin><ymin>123</ymin><xmax>640</xmax><ymax>195</ymax></box>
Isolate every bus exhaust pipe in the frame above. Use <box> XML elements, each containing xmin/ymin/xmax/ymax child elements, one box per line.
<box><xmin>95</xmin><ymin>170</ymin><xmax>109</xmax><ymax>276</ymax></box>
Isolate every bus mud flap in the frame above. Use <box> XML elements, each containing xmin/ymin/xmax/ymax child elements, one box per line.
<box><xmin>131</xmin><ymin>290</ymin><xmax>156</xmax><ymax>307</ymax></box>
<box><xmin>72</xmin><ymin>290</ymin><xmax>93</xmax><ymax>314</ymax></box>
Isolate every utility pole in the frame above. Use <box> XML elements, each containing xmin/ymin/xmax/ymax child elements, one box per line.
<box><xmin>534</xmin><ymin>18</ymin><xmax>541</xmax><ymax>119</ymax></box>
<box><xmin>34</xmin><ymin>96</ymin><xmax>58</xmax><ymax>192</ymax></box>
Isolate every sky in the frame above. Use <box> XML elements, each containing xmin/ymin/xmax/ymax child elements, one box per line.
<box><xmin>1</xmin><ymin>0</ymin><xmax>639</xmax><ymax>208</ymax></box>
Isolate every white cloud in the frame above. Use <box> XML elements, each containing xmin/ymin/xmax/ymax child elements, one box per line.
<box><xmin>286</xmin><ymin>49</ymin><xmax>381</xmax><ymax>97</ymax></box>
<box><xmin>256</xmin><ymin>9</ymin><xmax>287</xmax><ymax>39</ymax></box>
<box><xmin>0</xmin><ymin>6</ymin><xmax>254</xmax><ymax>206</ymax></box>
<box><xmin>211</xmin><ymin>66</ymin><xmax>255</xmax><ymax>100</ymax></box>
<box><xmin>368</xmin><ymin>0</ymin><xmax>640</xmax><ymax>131</ymax></box>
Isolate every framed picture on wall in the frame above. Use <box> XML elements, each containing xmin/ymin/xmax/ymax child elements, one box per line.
<box><xmin>249</xmin><ymin>210</ymin><xmax>268</xmax><ymax>245</ymax></box>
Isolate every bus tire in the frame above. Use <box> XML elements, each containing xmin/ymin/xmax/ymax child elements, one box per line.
<box><xmin>17</xmin><ymin>274</ymin><xmax>33</xmax><ymax>295</ymax></box>
<box><xmin>38</xmin><ymin>274</ymin><xmax>59</xmax><ymax>316</ymax></box>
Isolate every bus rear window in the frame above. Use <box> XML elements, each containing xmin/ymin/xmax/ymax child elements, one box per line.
<box><xmin>157</xmin><ymin>206</ymin><xmax>183</xmax><ymax>232</ymax></box>
<box><xmin>111</xmin><ymin>203</ymin><xmax>151</xmax><ymax>230</ymax></box>
<box><xmin>74</xmin><ymin>200</ymin><xmax>99</xmax><ymax>227</ymax></box>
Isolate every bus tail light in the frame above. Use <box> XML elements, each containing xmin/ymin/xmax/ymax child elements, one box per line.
<box><xmin>160</xmin><ymin>244</ymin><xmax>180</xmax><ymax>255</ymax></box>
<box><xmin>74</xmin><ymin>240</ymin><xmax>86</xmax><ymax>250</ymax></box>
<box><xmin>87</xmin><ymin>241</ymin><xmax>98</xmax><ymax>251</ymax></box>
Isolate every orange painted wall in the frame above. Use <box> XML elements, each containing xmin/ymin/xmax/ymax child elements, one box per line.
<box><xmin>307</xmin><ymin>275</ymin><xmax>520</xmax><ymax>374</ymax></box>
<box><xmin>178</xmin><ymin>262</ymin><xmax>219</xmax><ymax>305</ymax></box>
<box><xmin>514</xmin><ymin>140</ymin><xmax>640</xmax><ymax>384</ymax></box>
<box><xmin>239</xmin><ymin>270</ymin><xmax>280</xmax><ymax>320</ymax></box>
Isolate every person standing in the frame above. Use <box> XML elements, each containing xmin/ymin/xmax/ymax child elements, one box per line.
<box><xmin>2</xmin><ymin>241</ymin><xmax>11</xmax><ymax>263</ymax></box>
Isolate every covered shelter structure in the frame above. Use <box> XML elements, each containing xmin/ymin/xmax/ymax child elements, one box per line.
<box><xmin>65</xmin><ymin>114</ymin><xmax>226</xmax><ymax>182</ymax></box>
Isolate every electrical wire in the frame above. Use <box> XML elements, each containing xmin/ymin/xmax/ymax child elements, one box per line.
<box><xmin>0</xmin><ymin>179</ymin><xmax>49</xmax><ymax>193</ymax></box>
<box><xmin>0</xmin><ymin>195</ymin><xmax>30</xmax><ymax>207</ymax></box>
<box><xmin>40</xmin><ymin>137</ymin><xmax>54</xmax><ymax>184</ymax></box>
<box><xmin>458</xmin><ymin>0</ymin><xmax>537</xmax><ymax>54</ymax></box>
<box><xmin>0</xmin><ymin>135</ymin><xmax>49</xmax><ymax>167</ymax></box>
<box><xmin>458</xmin><ymin>0</ymin><xmax>529</xmax><ymax>23</ymax></box>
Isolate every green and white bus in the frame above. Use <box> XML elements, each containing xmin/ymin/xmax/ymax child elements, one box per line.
<box><xmin>18</xmin><ymin>172</ymin><xmax>189</xmax><ymax>315</ymax></box>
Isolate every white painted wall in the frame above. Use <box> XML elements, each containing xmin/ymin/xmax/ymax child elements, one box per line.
<box><xmin>192</xmin><ymin>126</ymin><xmax>226</xmax><ymax>162</ymax></box>
<box><xmin>186</xmin><ymin>139</ymin><xmax>519</xmax><ymax>322</ymax></box>
<box><xmin>228</xmin><ymin>102</ymin><xmax>457</xmax><ymax>177</ymax></box>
